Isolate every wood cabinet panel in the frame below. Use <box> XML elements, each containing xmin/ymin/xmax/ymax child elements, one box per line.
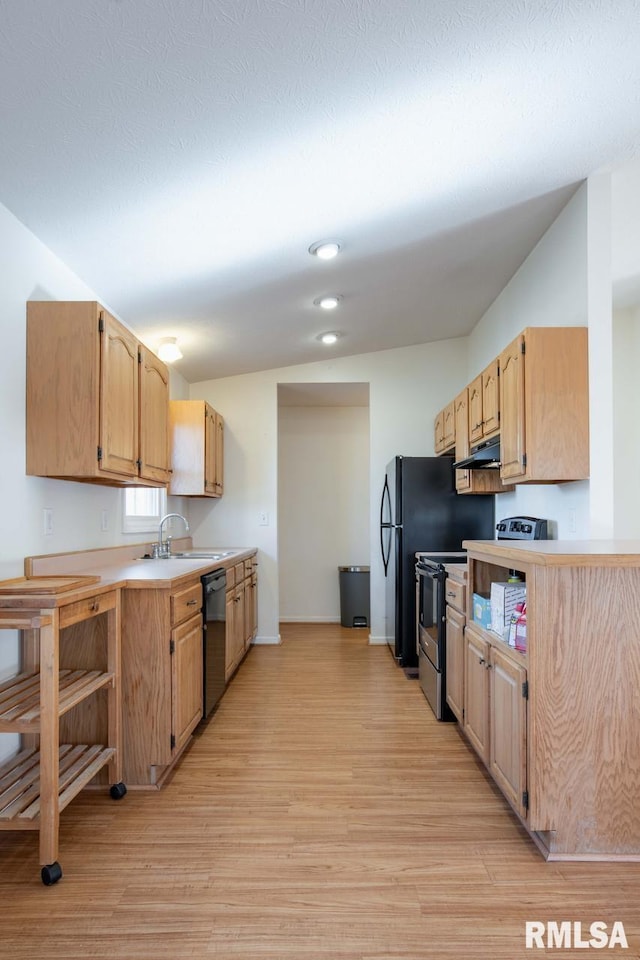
<box><xmin>26</xmin><ymin>301</ymin><xmax>169</xmax><ymax>487</ymax></box>
<box><xmin>121</xmin><ymin>579</ymin><xmax>203</xmax><ymax>786</ymax></box>
<box><xmin>445</xmin><ymin>605</ymin><xmax>465</xmax><ymax>722</ymax></box>
<box><xmin>138</xmin><ymin>346</ymin><xmax>170</xmax><ymax>483</ymax></box>
<box><xmin>169</xmin><ymin>400</ymin><xmax>224</xmax><ymax>497</ymax></box>
<box><xmin>463</xmin><ymin>628</ymin><xmax>490</xmax><ymax>764</ymax></box>
<box><xmin>499</xmin><ymin>327</ymin><xmax>589</xmax><ymax>483</ymax></box>
<box><xmin>171</xmin><ymin>613</ymin><xmax>204</xmax><ymax>754</ymax></box>
<box><xmin>490</xmin><ymin>646</ymin><xmax>527</xmax><ymax>819</ymax></box>
<box><xmin>100</xmin><ymin>312</ymin><xmax>139</xmax><ymax>478</ymax></box>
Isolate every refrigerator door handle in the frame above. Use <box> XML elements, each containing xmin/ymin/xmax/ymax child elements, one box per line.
<box><xmin>380</xmin><ymin>474</ymin><xmax>392</xmax><ymax>576</ymax></box>
<box><xmin>380</xmin><ymin>475</ymin><xmax>391</xmax><ymax>528</ymax></box>
<box><xmin>381</xmin><ymin>524</ymin><xmax>391</xmax><ymax>576</ymax></box>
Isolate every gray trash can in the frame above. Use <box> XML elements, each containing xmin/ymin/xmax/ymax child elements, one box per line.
<box><xmin>338</xmin><ymin>566</ymin><xmax>370</xmax><ymax>627</ymax></box>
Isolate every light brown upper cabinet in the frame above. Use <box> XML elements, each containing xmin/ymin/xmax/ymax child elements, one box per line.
<box><xmin>26</xmin><ymin>301</ymin><xmax>170</xmax><ymax>486</ymax></box>
<box><xmin>434</xmin><ymin>401</ymin><xmax>455</xmax><ymax>454</ymax></box>
<box><xmin>454</xmin><ymin>388</ymin><xmax>512</xmax><ymax>495</ymax></box>
<box><xmin>499</xmin><ymin>327</ymin><xmax>589</xmax><ymax>483</ymax></box>
<box><xmin>469</xmin><ymin>359</ymin><xmax>500</xmax><ymax>445</ymax></box>
<box><xmin>169</xmin><ymin>400</ymin><xmax>224</xmax><ymax>497</ymax></box>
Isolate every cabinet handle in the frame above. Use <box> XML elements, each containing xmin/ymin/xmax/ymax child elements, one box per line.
<box><xmin>479</xmin><ymin>657</ymin><xmax>485</xmax><ymax>665</ymax></box>
<box><xmin>446</xmin><ymin>591</ymin><xmax>456</xmax><ymax>597</ymax></box>
<box><xmin>90</xmin><ymin>601</ymin><xmax>100</xmax><ymax>612</ymax></box>
<box><xmin>186</xmin><ymin>599</ymin><xmax>198</xmax><ymax>606</ymax></box>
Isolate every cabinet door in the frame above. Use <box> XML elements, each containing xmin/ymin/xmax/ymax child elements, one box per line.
<box><xmin>468</xmin><ymin>374</ymin><xmax>483</xmax><ymax>445</ymax></box>
<box><xmin>99</xmin><ymin>311</ymin><xmax>139</xmax><ymax>477</ymax></box>
<box><xmin>490</xmin><ymin>647</ymin><xmax>528</xmax><ymax>819</ymax></box>
<box><xmin>225</xmin><ymin>589</ymin><xmax>236</xmax><ymax>681</ymax></box>
<box><xmin>171</xmin><ymin>613</ymin><xmax>203</xmax><ymax>754</ymax></box>
<box><xmin>434</xmin><ymin>410</ymin><xmax>444</xmax><ymax>454</ymax></box>
<box><xmin>138</xmin><ymin>345</ymin><xmax>171</xmax><ymax>482</ymax></box>
<box><xmin>445</xmin><ymin>606</ymin><xmax>465</xmax><ymax>722</ymax></box>
<box><xmin>481</xmin><ymin>359</ymin><xmax>500</xmax><ymax>438</ymax></box>
<box><xmin>215</xmin><ymin>413</ymin><xmax>224</xmax><ymax>496</ymax></box>
<box><xmin>204</xmin><ymin>404</ymin><xmax>217</xmax><ymax>495</ymax></box>
<box><xmin>499</xmin><ymin>334</ymin><xmax>526</xmax><ymax>480</ymax></box>
<box><xmin>454</xmin><ymin>389</ymin><xmax>471</xmax><ymax>493</ymax></box>
<box><xmin>463</xmin><ymin>629</ymin><xmax>490</xmax><ymax>763</ymax></box>
<box><xmin>442</xmin><ymin>401</ymin><xmax>455</xmax><ymax>451</ymax></box>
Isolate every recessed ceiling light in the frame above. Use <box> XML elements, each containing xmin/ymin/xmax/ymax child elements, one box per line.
<box><xmin>316</xmin><ymin>331</ymin><xmax>342</xmax><ymax>345</ymax></box>
<box><xmin>157</xmin><ymin>336</ymin><xmax>183</xmax><ymax>362</ymax></box>
<box><xmin>314</xmin><ymin>295</ymin><xmax>342</xmax><ymax>310</ymax></box>
<box><xmin>308</xmin><ymin>240</ymin><xmax>342</xmax><ymax>260</ymax></box>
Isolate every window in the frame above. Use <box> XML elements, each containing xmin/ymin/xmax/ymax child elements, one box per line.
<box><xmin>122</xmin><ymin>488</ymin><xmax>167</xmax><ymax>534</ymax></box>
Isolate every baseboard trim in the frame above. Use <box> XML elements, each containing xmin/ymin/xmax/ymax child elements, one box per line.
<box><xmin>252</xmin><ymin>635</ymin><xmax>281</xmax><ymax>645</ymax></box>
<box><xmin>279</xmin><ymin>616</ymin><xmax>341</xmax><ymax>623</ymax></box>
<box><xmin>368</xmin><ymin>636</ymin><xmax>388</xmax><ymax>645</ymax></box>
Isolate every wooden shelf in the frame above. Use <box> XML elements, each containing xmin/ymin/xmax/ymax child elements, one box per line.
<box><xmin>0</xmin><ymin>670</ymin><xmax>116</xmax><ymax>733</ymax></box>
<box><xmin>0</xmin><ymin>745</ymin><xmax>116</xmax><ymax>825</ymax></box>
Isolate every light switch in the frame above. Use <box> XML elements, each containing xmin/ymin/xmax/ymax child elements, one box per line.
<box><xmin>258</xmin><ymin>512</ymin><xmax>269</xmax><ymax>526</ymax></box>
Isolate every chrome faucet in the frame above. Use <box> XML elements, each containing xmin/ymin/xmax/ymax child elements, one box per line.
<box><xmin>156</xmin><ymin>513</ymin><xmax>189</xmax><ymax>558</ymax></box>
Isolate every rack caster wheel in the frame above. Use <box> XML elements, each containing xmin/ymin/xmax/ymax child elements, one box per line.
<box><xmin>41</xmin><ymin>861</ymin><xmax>63</xmax><ymax>886</ymax></box>
<box><xmin>109</xmin><ymin>782</ymin><xmax>127</xmax><ymax>800</ymax></box>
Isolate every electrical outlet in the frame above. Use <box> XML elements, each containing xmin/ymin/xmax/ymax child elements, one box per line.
<box><xmin>101</xmin><ymin>509</ymin><xmax>109</xmax><ymax>532</ymax></box>
<box><xmin>43</xmin><ymin>507</ymin><xmax>53</xmax><ymax>536</ymax></box>
<box><xmin>258</xmin><ymin>511</ymin><xmax>269</xmax><ymax>526</ymax></box>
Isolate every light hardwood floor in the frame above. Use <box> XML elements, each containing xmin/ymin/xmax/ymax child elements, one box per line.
<box><xmin>1</xmin><ymin>623</ymin><xmax>638</xmax><ymax>958</ymax></box>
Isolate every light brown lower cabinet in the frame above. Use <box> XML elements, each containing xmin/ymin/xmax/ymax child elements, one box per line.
<box><xmin>121</xmin><ymin>579</ymin><xmax>203</xmax><ymax>787</ymax></box>
<box><xmin>462</xmin><ymin>625</ymin><xmax>528</xmax><ymax>819</ymax></box>
<box><xmin>489</xmin><ymin>645</ymin><xmax>527</xmax><ymax>819</ymax></box>
<box><xmin>444</xmin><ymin>578</ymin><xmax>466</xmax><ymax>722</ymax></box>
<box><xmin>225</xmin><ymin>559</ymin><xmax>258</xmax><ymax>682</ymax></box>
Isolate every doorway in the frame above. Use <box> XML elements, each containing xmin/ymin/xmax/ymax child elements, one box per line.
<box><xmin>277</xmin><ymin>382</ymin><xmax>370</xmax><ymax>624</ymax></box>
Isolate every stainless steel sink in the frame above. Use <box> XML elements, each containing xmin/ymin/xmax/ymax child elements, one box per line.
<box><xmin>138</xmin><ymin>551</ymin><xmax>233</xmax><ymax>560</ymax></box>
<box><xmin>171</xmin><ymin>551</ymin><xmax>232</xmax><ymax>560</ymax></box>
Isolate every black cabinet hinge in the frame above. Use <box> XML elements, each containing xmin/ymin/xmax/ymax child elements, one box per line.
<box><xmin>98</xmin><ymin>313</ymin><xmax>104</xmax><ymax>333</ymax></box>
<box><xmin>136</xmin><ymin>458</ymin><xmax>142</xmax><ymax>470</ymax></box>
<box><xmin>522</xmin><ymin>680</ymin><xmax>529</xmax><ymax>699</ymax></box>
<box><xmin>138</xmin><ymin>348</ymin><xmax>142</xmax><ymax>364</ymax></box>
<box><xmin>97</xmin><ymin>446</ymin><xmax>102</xmax><ymax>462</ymax></box>
<box><xmin>521</xmin><ymin>339</ymin><xmax>526</xmax><ymax>355</ymax></box>
<box><xmin>170</xmin><ymin>734</ymin><xmax>176</xmax><ymax>749</ymax></box>
<box><xmin>169</xmin><ymin>639</ymin><xmax>175</xmax><ymax>655</ymax></box>
<box><xmin>522</xmin><ymin>790</ymin><xmax>529</xmax><ymax>810</ymax></box>
<box><xmin>522</xmin><ymin>453</ymin><xmax>527</xmax><ymax>469</ymax></box>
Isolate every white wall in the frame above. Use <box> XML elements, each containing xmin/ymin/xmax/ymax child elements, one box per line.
<box><xmin>466</xmin><ymin>184</ymin><xmax>592</xmax><ymax>537</ymax></box>
<box><xmin>278</xmin><ymin>405</ymin><xmax>370</xmax><ymax>622</ymax></box>
<box><xmin>611</xmin><ymin>158</ymin><xmax>640</xmax><ymax>537</ymax></box>
<box><xmin>187</xmin><ymin>337</ymin><xmax>468</xmax><ymax>642</ymax></box>
<box><xmin>0</xmin><ymin>201</ymin><xmax>189</xmax><ymax>761</ymax></box>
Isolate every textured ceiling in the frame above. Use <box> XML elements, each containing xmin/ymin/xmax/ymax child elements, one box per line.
<box><xmin>0</xmin><ymin>0</ymin><xmax>639</xmax><ymax>382</ymax></box>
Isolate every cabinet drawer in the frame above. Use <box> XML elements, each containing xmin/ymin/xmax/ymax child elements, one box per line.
<box><xmin>59</xmin><ymin>589</ymin><xmax>117</xmax><ymax>629</ymax></box>
<box><xmin>243</xmin><ymin>559</ymin><xmax>253</xmax><ymax>579</ymax></box>
<box><xmin>445</xmin><ymin>577</ymin><xmax>466</xmax><ymax>613</ymax></box>
<box><xmin>171</xmin><ymin>582</ymin><xmax>202</xmax><ymax>625</ymax></box>
<box><xmin>233</xmin><ymin>562</ymin><xmax>244</xmax><ymax>584</ymax></box>
<box><xmin>226</xmin><ymin>565</ymin><xmax>236</xmax><ymax>590</ymax></box>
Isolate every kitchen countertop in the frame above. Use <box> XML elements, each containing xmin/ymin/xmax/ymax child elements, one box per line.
<box><xmin>463</xmin><ymin>538</ymin><xmax>640</xmax><ymax>567</ymax></box>
<box><xmin>0</xmin><ymin>546</ymin><xmax>257</xmax><ymax>608</ymax></box>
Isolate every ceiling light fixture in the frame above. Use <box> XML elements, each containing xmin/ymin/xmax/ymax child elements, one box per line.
<box><xmin>314</xmin><ymin>295</ymin><xmax>342</xmax><ymax>310</ymax></box>
<box><xmin>308</xmin><ymin>239</ymin><xmax>342</xmax><ymax>260</ymax></box>
<box><xmin>157</xmin><ymin>336</ymin><xmax>183</xmax><ymax>363</ymax></box>
<box><xmin>316</xmin><ymin>331</ymin><xmax>342</xmax><ymax>345</ymax></box>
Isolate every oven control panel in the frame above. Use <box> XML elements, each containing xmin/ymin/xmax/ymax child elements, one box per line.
<box><xmin>496</xmin><ymin>516</ymin><xmax>549</xmax><ymax>540</ymax></box>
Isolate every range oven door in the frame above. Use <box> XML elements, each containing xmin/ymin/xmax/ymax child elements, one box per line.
<box><xmin>415</xmin><ymin>559</ymin><xmax>451</xmax><ymax>721</ymax></box>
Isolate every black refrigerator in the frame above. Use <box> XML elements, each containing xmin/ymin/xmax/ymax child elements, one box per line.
<box><xmin>380</xmin><ymin>456</ymin><xmax>494</xmax><ymax>668</ymax></box>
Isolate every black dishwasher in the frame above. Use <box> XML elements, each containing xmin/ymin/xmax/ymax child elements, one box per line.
<box><xmin>202</xmin><ymin>568</ymin><xmax>226</xmax><ymax>717</ymax></box>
